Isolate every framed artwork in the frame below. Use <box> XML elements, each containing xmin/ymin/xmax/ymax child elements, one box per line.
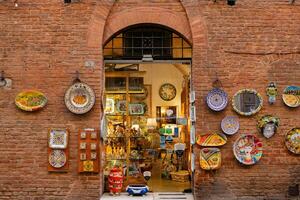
<box><xmin>190</xmin><ymin>106</ymin><xmax>196</xmax><ymax>122</ymax></box>
<box><xmin>131</xmin><ymin>84</ymin><xmax>152</xmax><ymax>116</ymax></box>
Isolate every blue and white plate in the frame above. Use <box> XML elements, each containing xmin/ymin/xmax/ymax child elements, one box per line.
<box><xmin>221</xmin><ymin>116</ymin><xmax>239</xmax><ymax>135</ymax></box>
<box><xmin>206</xmin><ymin>88</ymin><xmax>228</xmax><ymax>111</ymax></box>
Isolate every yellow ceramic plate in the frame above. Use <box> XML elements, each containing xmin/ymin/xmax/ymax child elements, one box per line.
<box><xmin>282</xmin><ymin>94</ymin><xmax>300</xmax><ymax>108</ymax></box>
<box><xmin>15</xmin><ymin>90</ymin><xmax>47</xmax><ymax>111</ymax></box>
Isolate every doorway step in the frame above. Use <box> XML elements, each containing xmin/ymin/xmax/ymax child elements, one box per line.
<box><xmin>100</xmin><ymin>192</ymin><xmax>194</xmax><ymax>200</ymax></box>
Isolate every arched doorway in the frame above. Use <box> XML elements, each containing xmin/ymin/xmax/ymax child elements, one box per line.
<box><xmin>101</xmin><ymin>24</ymin><xmax>193</xmax><ymax>195</ymax></box>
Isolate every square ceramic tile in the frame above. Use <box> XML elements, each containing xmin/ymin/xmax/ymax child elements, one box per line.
<box><xmin>49</xmin><ymin>129</ymin><xmax>68</xmax><ymax>149</ymax></box>
<box><xmin>90</xmin><ymin>143</ymin><xmax>97</xmax><ymax>150</ymax></box>
<box><xmin>91</xmin><ymin>152</ymin><xmax>97</xmax><ymax>160</ymax></box>
<box><xmin>80</xmin><ymin>153</ymin><xmax>86</xmax><ymax>161</ymax></box>
<box><xmin>91</xmin><ymin>132</ymin><xmax>97</xmax><ymax>139</ymax></box>
<box><xmin>80</xmin><ymin>142</ymin><xmax>86</xmax><ymax>150</ymax></box>
<box><xmin>80</xmin><ymin>132</ymin><xmax>86</xmax><ymax>139</ymax></box>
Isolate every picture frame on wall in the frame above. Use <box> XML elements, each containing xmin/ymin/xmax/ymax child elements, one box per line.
<box><xmin>190</xmin><ymin>90</ymin><xmax>196</xmax><ymax>103</ymax></box>
<box><xmin>190</xmin><ymin>106</ymin><xmax>196</xmax><ymax>122</ymax></box>
<box><xmin>156</xmin><ymin>106</ymin><xmax>177</xmax><ymax>125</ymax></box>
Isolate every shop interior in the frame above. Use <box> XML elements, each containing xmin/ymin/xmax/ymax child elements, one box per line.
<box><xmin>103</xmin><ymin>62</ymin><xmax>192</xmax><ymax>192</ymax></box>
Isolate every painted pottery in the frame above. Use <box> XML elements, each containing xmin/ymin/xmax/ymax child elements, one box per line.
<box><xmin>48</xmin><ymin>150</ymin><xmax>67</xmax><ymax>168</ymax></box>
<box><xmin>159</xmin><ymin>83</ymin><xmax>176</xmax><ymax>101</ymax></box>
<box><xmin>200</xmin><ymin>148</ymin><xmax>221</xmax><ymax>170</ymax></box>
<box><xmin>49</xmin><ymin>129</ymin><xmax>68</xmax><ymax>149</ymax></box>
<box><xmin>221</xmin><ymin>116</ymin><xmax>239</xmax><ymax>135</ymax></box>
<box><xmin>197</xmin><ymin>133</ymin><xmax>227</xmax><ymax>147</ymax></box>
<box><xmin>266</xmin><ymin>82</ymin><xmax>278</xmax><ymax>104</ymax></box>
<box><xmin>15</xmin><ymin>90</ymin><xmax>47</xmax><ymax>111</ymax></box>
<box><xmin>282</xmin><ymin>86</ymin><xmax>300</xmax><ymax>108</ymax></box>
<box><xmin>233</xmin><ymin>134</ymin><xmax>263</xmax><ymax>165</ymax></box>
<box><xmin>64</xmin><ymin>82</ymin><xmax>95</xmax><ymax>114</ymax></box>
<box><xmin>285</xmin><ymin>128</ymin><xmax>300</xmax><ymax>154</ymax></box>
<box><xmin>206</xmin><ymin>88</ymin><xmax>228</xmax><ymax>111</ymax></box>
<box><xmin>108</xmin><ymin>167</ymin><xmax>124</xmax><ymax>195</ymax></box>
<box><xmin>257</xmin><ymin>115</ymin><xmax>279</xmax><ymax>138</ymax></box>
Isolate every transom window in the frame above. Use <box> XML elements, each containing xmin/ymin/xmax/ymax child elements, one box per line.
<box><xmin>103</xmin><ymin>25</ymin><xmax>192</xmax><ymax>60</ymax></box>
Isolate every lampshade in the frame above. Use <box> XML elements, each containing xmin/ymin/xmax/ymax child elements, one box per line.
<box><xmin>146</xmin><ymin>118</ymin><xmax>157</xmax><ymax>128</ymax></box>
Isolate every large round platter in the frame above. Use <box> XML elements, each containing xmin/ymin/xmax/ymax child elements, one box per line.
<box><xmin>15</xmin><ymin>90</ymin><xmax>47</xmax><ymax>111</ymax></box>
<box><xmin>233</xmin><ymin>134</ymin><xmax>263</xmax><ymax>165</ymax></box>
<box><xmin>282</xmin><ymin>86</ymin><xmax>300</xmax><ymax>108</ymax></box>
<box><xmin>48</xmin><ymin>150</ymin><xmax>66</xmax><ymax>168</ymax></box>
<box><xmin>206</xmin><ymin>88</ymin><xmax>228</xmax><ymax>111</ymax></box>
<box><xmin>285</xmin><ymin>128</ymin><xmax>300</xmax><ymax>154</ymax></box>
<box><xmin>64</xmin><ymin>82</ymin><xmax>95</xmax><ymax>114</ymax></box>
<box><xmin>159</xmin><ymin>83</ymin><xmax>176</xmax><ymax>101</ymax></box>
<box><xmin>221</xmin><ymin>116</ymin><xmax>239</xmax><ymax>135</ymax></box>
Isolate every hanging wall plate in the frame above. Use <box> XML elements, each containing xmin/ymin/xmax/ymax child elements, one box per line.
<box><xmin>64</xmin><ymin>82</ymin><xmax>95</xmax><ymax>114</ymax></box>
<box><xmin>200</xmin><ymin>148</ymin><xmax>221</xmax><ymax>170</ymax></box>
<box><xmin>221</xmin><ymin>116</ymin><xmax>239</xmax><ymax>135</ymax></box>
<box><xmin>285</xmin><ymin>128</ymin><xmax>300</xmax><ymax>154</ymax></box>
<box><xmin>15</xmin><ymin>90</ymin><xmax>47</xmax><ymax>111</ymax></box>
<box><xmin>159</xmin><ymin>83</ymin><xmax>176</xmax><ymax>101</ymax></box>
<box><xmin>206</xmin><ymin>88</ymin><xmax>228</xmax><ymax>111</ymax></box>
<box><xmin>48</xmin><ymin>150</ymin><xmax>67</xmax><ymax>168</ymax></box>
<box><xmin>282</xmin><ymin>86</ymin><xmax>300</xmax><ymax>108</ymax></box>
<box><xmin>197</xmin><ymin>133</ymin><xmax>227</xmax><ymax>147</ymax></box>
<box><xmin>233</xmin><ymin>134</ymin><xmax>263</xmax><ymax>165</ymax></box>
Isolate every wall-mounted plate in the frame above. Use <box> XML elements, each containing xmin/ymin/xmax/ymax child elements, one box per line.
<box><xmin>285</xmin><ymin>128</ymin><xmax>300</xmax><ymax>154</ymax></box>
<box><xmin>64</xmin><ymin>82</ymin><xmax>95</xmax><ymax>114</ymax></box>
<box><xmin>15</xmin><ymin>90</ymin><xmax>47</xmax><ymax>111</ymax></box>
<box><xmin>206</xmin><ymin>88</ymin><xmax>228</xmax><ymax>111</ymax></box>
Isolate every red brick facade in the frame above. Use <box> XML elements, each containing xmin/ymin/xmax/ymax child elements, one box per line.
<box><xmin>0</xmin><ymin>0</ymin><xmax>299</xmax><ymax>199</ymax></box>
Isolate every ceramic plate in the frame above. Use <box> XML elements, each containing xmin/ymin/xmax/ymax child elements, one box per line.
<box><xmin>200</xmin><ymin>148</ymin><xmax>221</xmax><ymax>170</ymax></box>
<box><xmin>206</xmin><ymin>88</ymin><xmax>228</xmax><ymax>111</ymax></box>
<box><xmin>49</xmin><ymin>150</ymin><xmax>66</xmax><ymax>168</ymax></box>
<box><xmin>221</xmin><ymin>116</ymin><xmax>239</xmax><ymax>135</ymax></box>
<box><xmin>15</xmin><ymin>90</ymin><xmax>47</xmax><ymax>111</ymax></box>
<box><xmin>285</xmin><ymin>128</ymin><xmax>300</xmax><ymax>154</ymax></box>
<box><xmin>49</xmin><ymin>129</ymin><xmax>68</xmax><ymax>149</ymax></box>
<box><xmin>64</xmin><ymin>82</ymin><xmax>95</xmax><ymax>114</ymax></box>
<box><xmin>233</xmin><ymin>134</ymin><xmax>263</xmax><ymax>165</ymax></box>
<box><xmin>197</xmin><ymin>133</ymin><xmax>227</xmax><ymax>147</ymax></box>
<box><xmin>282</xmin><ymin>86</ymin><xmax>300</xmax><ymax>108</ymax></box>
<box><xmin>116</xmin><ymin>100</ymin><xmax>126</xmax><ymax>113</ymax></box>
<box><xmin>159</xmin><ymin>83</ymin><xmax>176</xmax><ymax>101</ymax></box>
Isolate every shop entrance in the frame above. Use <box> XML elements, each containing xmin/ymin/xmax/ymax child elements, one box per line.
<box><xmin>101</xmin><ymin>24</ymin><xmax>193</xmax><ymax>194</ymax></box>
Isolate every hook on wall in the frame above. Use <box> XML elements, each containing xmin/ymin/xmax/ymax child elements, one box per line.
<box><xmin>212</xmin><ymin>72</ymin><xmax>222</xmax><ymax>88</ymax></box>
<box><xmin>73</xmin><ymin>70</ymin><xmax>81</xmax><ymax>83</ymax></box>
<box><xmin>0</xmin><ymin>70</ymin><xmax>7</xmax><ymax>87</ymax></box>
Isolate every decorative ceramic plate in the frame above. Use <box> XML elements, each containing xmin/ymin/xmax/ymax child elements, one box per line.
<box><xmin>83</xmin><ymin>160</ymin><xmax>94</xmax><ymax>172</ymax></box>
<box><xmin>282</xmin><ymin>86</ymin><xmax>300</xmax><ymax>108</ymax></box>
<box><xmin>116</xmin><ymin>100</ymin><xmax>126</xmax><ymax>113</ymax></box>
<box><xmin>64</xmin><ymin>82</ymin><xmax>95</xmax><ymax>114</ymax></box>
<box><xmin>128</xmin><ymin>103</ymin><xmax>145</xmax><ymax>115</ymax></box>
<box><xmin>105</xmin><ymin>98</ymin><xmax>114</xmax><ymax>114</ymax></box>
<box><xmin>196</xmin><ymin>133</ymin><xmax>227</xmax><ymax>147</ymax></box>
<box><xmin>221</xmin><ymin>116</ymin><xmax>239</xmax><ymax>135</ymax></box>
<box><xmin>49</xmin><ymin>129</ymin><xmax>68</xmax><ymax>149</ymax></box>
<box><xmin>233</xmin><ymin>134</ymin><xmax>263</xmax><ymax>165</ymax></box>
<box><xmin>15</xmin><ymin>90</ymin><xmax>47</xmax><ymax>111</ymax></box>
<box><xmin>206</xmin><ymin>88</ymin><xmax>228</xmax><ymax>111</ymax></box>
<box><xmin>49</xmin><ymin>150</ymin><xmax>66</xmax><ymax>168</ymax></box>
<box><xmin>159</xmin><ymin>83</ymin><xmax>176</xmax><ymax>101</ymax></box>
<box><xmin>200</xmin><ymin>148</ymin><xmax>221</xmax><ymax>170</ymax></box>
<box><xmin>285</xmin><ymin>128</ymin><xmax>300</xmax><ymax>154</ymax></box>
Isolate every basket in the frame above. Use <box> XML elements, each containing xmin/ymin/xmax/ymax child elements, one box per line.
<box><xmin>170</xmin><ymin>170</ymin><xmax>190</xmax><ymax>182</ymax></box>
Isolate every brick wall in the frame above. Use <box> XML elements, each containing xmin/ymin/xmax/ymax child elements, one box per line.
<box><xmin>0</xmin><ymin>0</ymin><xmax>299</xmax><ymax>199</ymax></box>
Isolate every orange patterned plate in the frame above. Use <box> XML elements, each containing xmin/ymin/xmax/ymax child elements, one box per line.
<box><xmin>15</xmin><ymin>90</ymin><xmax>47</xmax><ymax>111</ymax></box>
<box><xmin>197</xmin><ymin>133</ymin><xmax>227</xmax><ymax>147</ymax></box>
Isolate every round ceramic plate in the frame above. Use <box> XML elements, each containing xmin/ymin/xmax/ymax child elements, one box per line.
<box><xmin>15</xmin><ymin>90</ymin><xmax>47</xmax><ymax>111</ymax></box>
<box><xmin>285</xmin><ymin>128</ymin><xmax>300</xmax><ymax>154</ymax></box>
<box><xmin>49</xmin><ymin>150</ymin><xmax>66</xmax><ymax>168</ymax></box>
<box><xmin>64</xmin><ymin>82</ymin><xmax>95</xmax><ymax>114</ymax></box>
<box><xmin>159</xmin><ymin>83</ymin><xmax>176</xmax><ymax>101</ymax></box>
<box><xmin>282</xmin><ymin>86</ymin><xmax>300</xmax><ymax>108</ymax></box>
<box><xmin>233</xmin><ymin>134</ymin><xmax>263</xmax><ymax>165</ymax></box>
<box><xmin>206</xmin><ymin>88</ymin><xmax>228</xmax><ymax>111</ymax></box>
<box><xmin>221</xmin><ymin>116</ymin><xmax>239</xmax><ymax>135</ymax></box>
